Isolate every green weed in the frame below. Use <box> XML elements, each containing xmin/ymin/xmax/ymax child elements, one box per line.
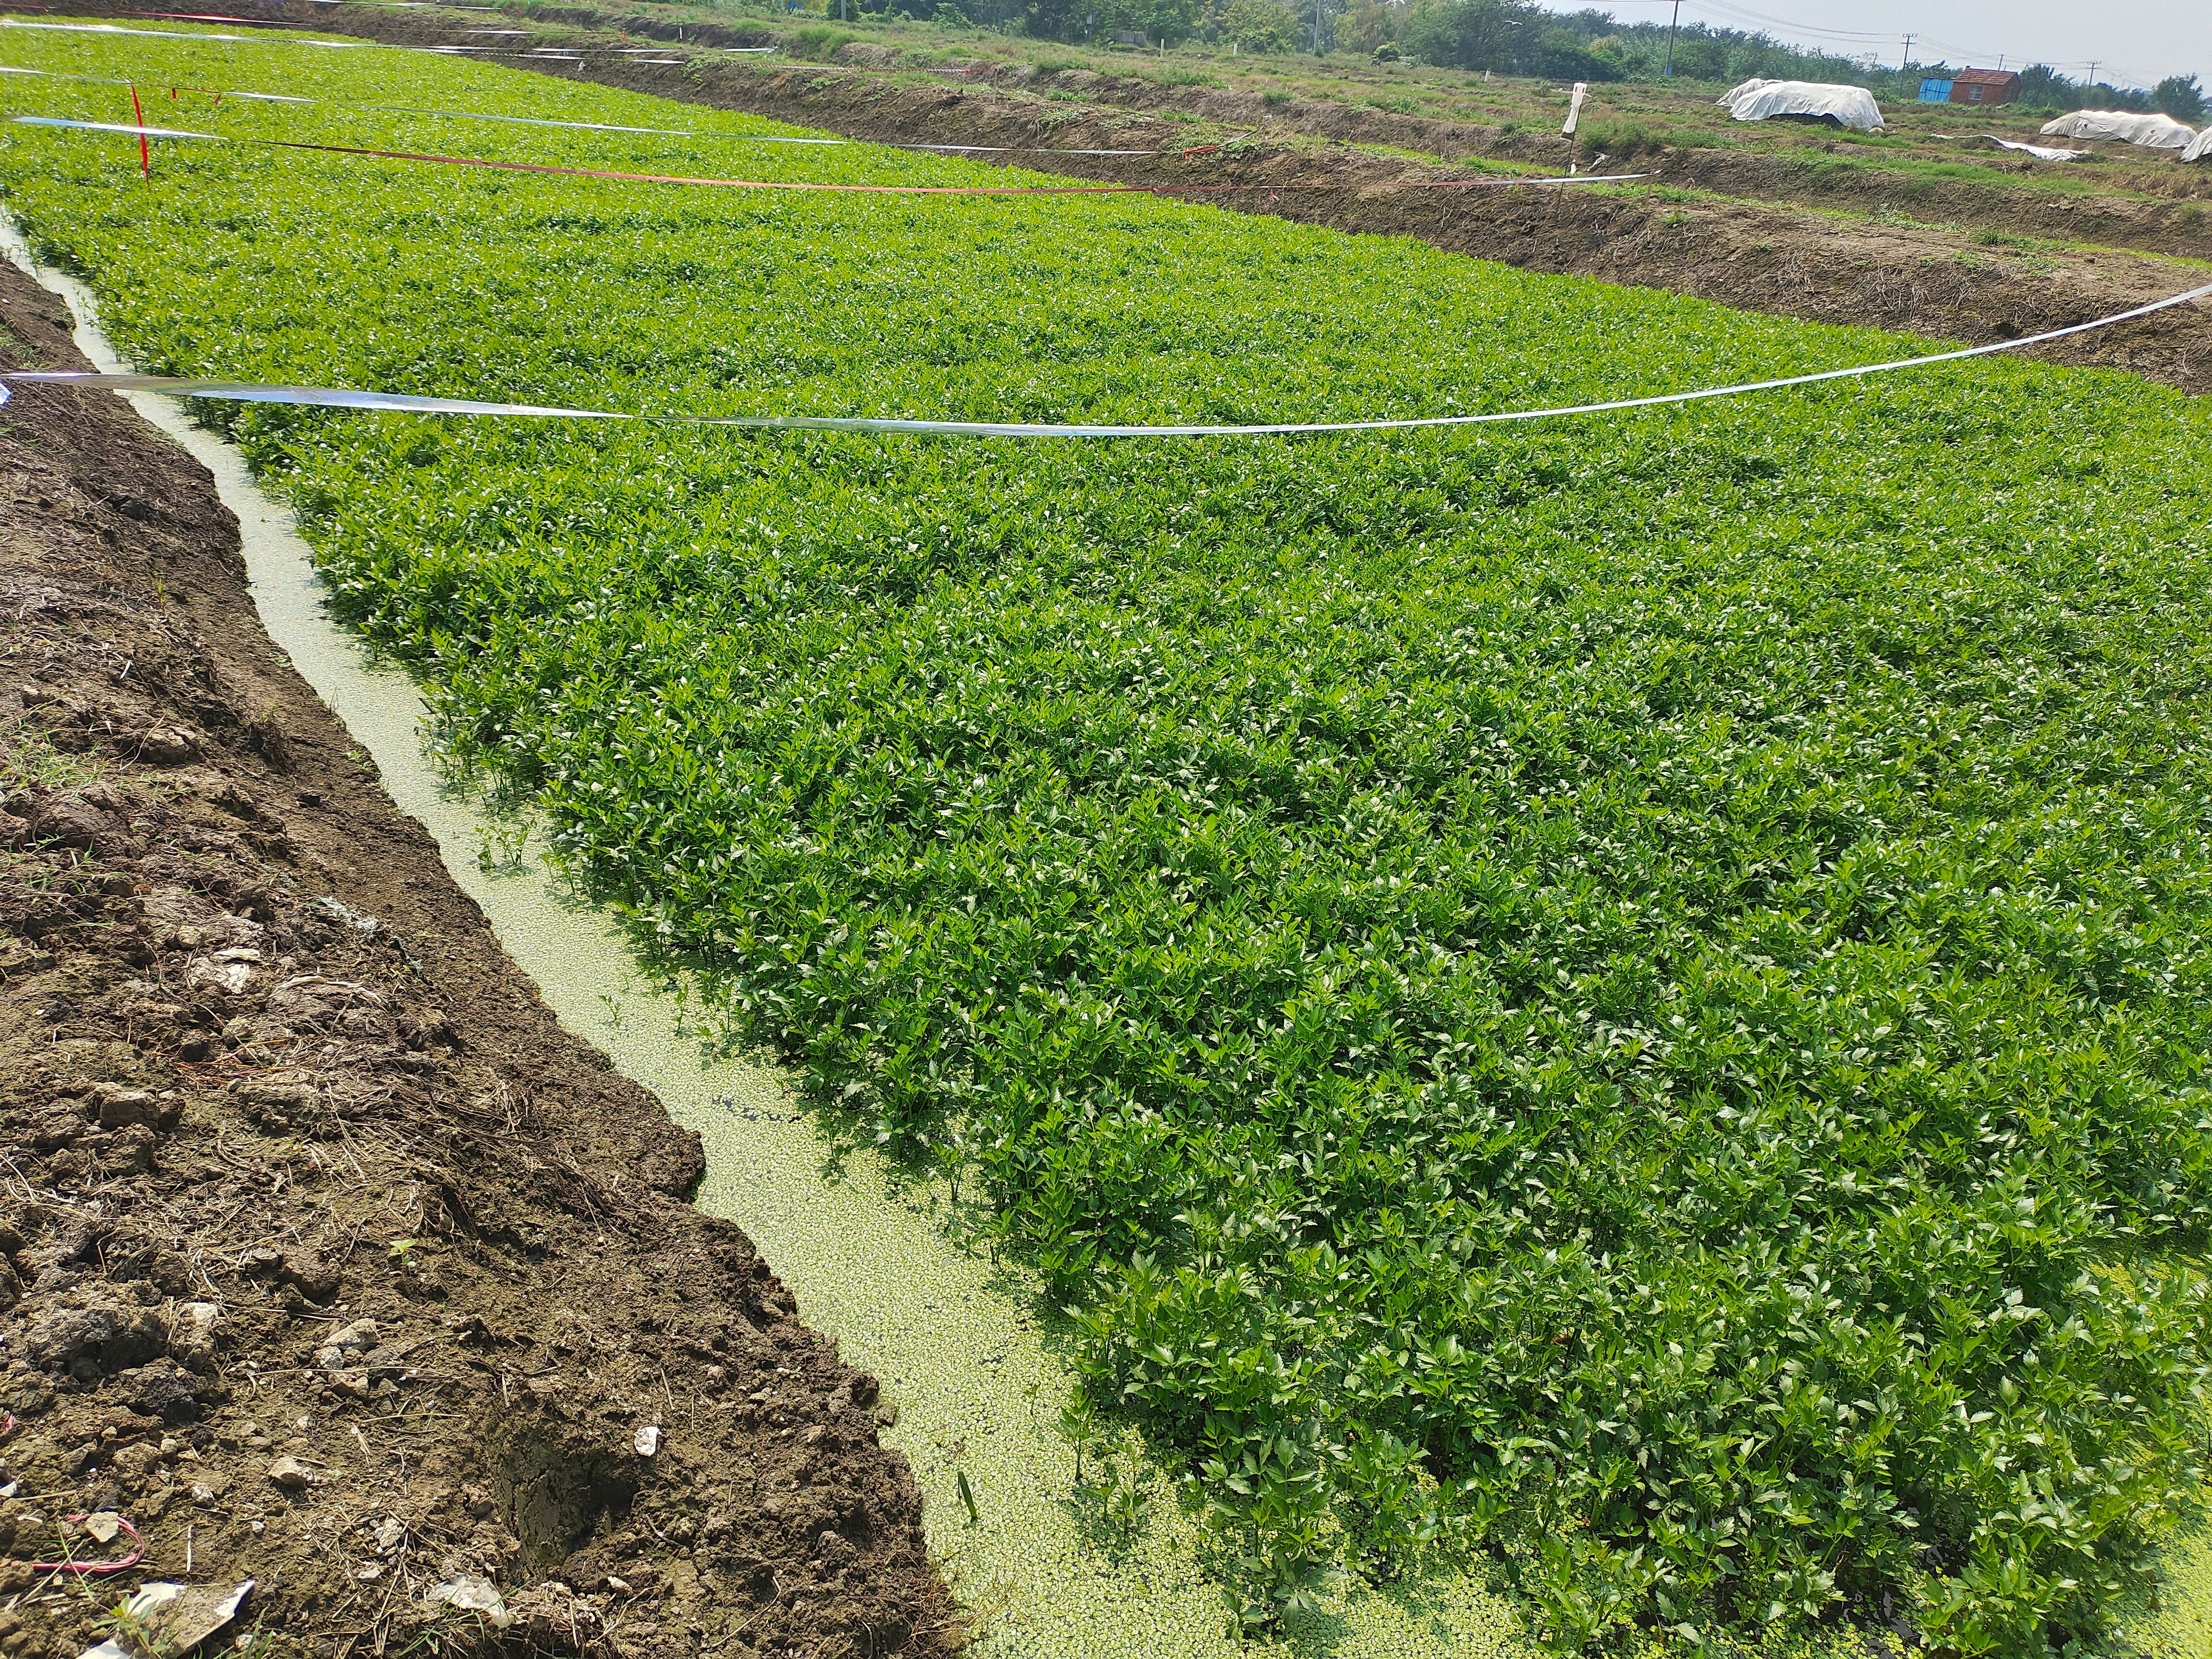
<box><xmin>0</xmin><ymin>727</ymin><xmax>99</xmax><ymax>795</ymax></box>
<box><xmin>473</xmin><ymin>818</ymin><xmax>529</xmax><ymax>872</ymax></box>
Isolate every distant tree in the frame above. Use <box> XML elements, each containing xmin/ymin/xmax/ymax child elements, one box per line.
<box><xmin>1400</xmin><ymin>0</ymin><xmax>1539</xmax><ymax>72</ymax></box>
<box><xmin>2015</xmin><ymin>64</ymin><xmax>2072</xmax><ymax>106</ymax></box>
<box><xmin>2013</xmin><ymin>62</ymin><xmax>2150</xmax><ymax>111</ymax></box>
<box><xmin>1027</xmin><ymin>0</ymin><xmax>1198</xmax><ymax>41</ymax></box>
<box><xmin>1116</xmin><ymin>0</ymin><xmax>2181</xmax><ymax>104</ymax></box>
<box><xmin>2153</xmin><ymin>74</ymin><xmax>2206</xmax><ymax>121</ymax></box>
<box><xmin>1114</xmin><ymin>0</ymin><xmax>1202</xmax><ymax>39</ymax></box>
<box><xmin>1535</xmin><ymin>26</ymin><xmax>1622</xmax><ymax>81</ymax></box>
<box><xmin>1336</xmin><ymin>0</ymin><xmax>1399</xmax><ymax>57</ymax></box>
<box><xmin>1208</xmin><ymin>0</ymin><xmax>1302</xmax><ymax>51</ymax></box>
<box><xmin>1658</xmin><ymin>28</ymin><xmax>1730</xmax><ymax>82</ymax></box>
<box><xmin>1022</xmin><ymin>0</ymin><xmax>1085</xmax><ymax>40</ymax></box>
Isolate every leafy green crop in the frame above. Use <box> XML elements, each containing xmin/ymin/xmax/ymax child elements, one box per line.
<box><xmin>5</xmin><ymin>27</ymin><xmax>2212</xmax><ymax>1653</ymax></box>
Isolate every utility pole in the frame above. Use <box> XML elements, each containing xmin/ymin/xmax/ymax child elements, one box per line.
<box><xmin>1313</xmin><ymin>0</ymin><xmax>1322</xmax><ymax>56</ymax></box>
<box><xmin>1663</xmin><ymin>0</ymin><xmax>1681</xmax><ymax>76</ymax></box>
<box><xmin>2086</xmin><ymin>60</ymin><xmax>2100</xmax><ymax>87</ymax></box>
<box><xmin>1900</xmin><ymin>32</ymin><xmax>1912</xmax><ymax>70</ymax></box>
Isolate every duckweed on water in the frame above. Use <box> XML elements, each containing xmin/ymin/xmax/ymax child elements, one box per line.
<box><xmin>5</xmin><ymin>27</ymin><xmax>2212</xmax><ymax>1652</ymax></box>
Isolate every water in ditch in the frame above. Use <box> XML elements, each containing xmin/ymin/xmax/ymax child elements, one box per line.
<box><xmin>2</xmin><ymin>224</ymin><xmax>1542</xmax><ymax>1659</ymax></box>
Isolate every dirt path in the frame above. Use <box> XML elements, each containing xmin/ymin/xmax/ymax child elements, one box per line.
<box><xmin>0</xmin><ymin>260</ymin><xmax>956</xmax><ymax>1659</ymax></box>
<box><xmin>113</xmin><ymin>0</ymin><xmax>2204</xmax><ymax>397</ymax></box>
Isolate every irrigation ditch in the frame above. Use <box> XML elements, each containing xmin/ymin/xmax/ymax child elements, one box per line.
<box><xmin>0</xmin><ymin>242</ymin><xmax>964</xmax><ymax>1658</ymax></box>
<box><xmin>0</xmin><ymin>228</ymin><xmax>1550</xmax><ymax>1657</ymax></box>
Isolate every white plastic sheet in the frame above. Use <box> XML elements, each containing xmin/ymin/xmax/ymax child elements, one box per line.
<box><xmin>1718</xmin><ymin>78</ymin><xmax>1884</xmax><ymax>132</ymax></box>
<box><xmin>2039</xmin><ymin>109</ymin><xmax>2197</xmax><ymax>150</ymax></box>
<box><xmin>2184</xmin><ymin>128</ymin><xmax>2212</xmax><ymax>164</ymax></box>
<box><xmin>1990</xmin><ymin>137</ymin><xmax>2088</xmax><ymax>161</ymax></box>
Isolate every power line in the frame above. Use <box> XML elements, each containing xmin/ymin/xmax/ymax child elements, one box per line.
<box><xmin>1570</xmin><ymin>0</ymin><xmax>1882</xmax><ymax>36</ymax></box>
<box><xmin>1685</xmin><ymin>0</ymin><xmax>1892</xmax><ymax>45</ymax></box>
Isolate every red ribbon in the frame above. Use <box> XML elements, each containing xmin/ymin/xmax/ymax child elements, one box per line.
<box><xmin>128</xmin><ymin>82</ymin><xmax>149</xmax><ymax>178</ymax></box>
<box><xmin>19</xmin><ymin>114</ymin><xmax>1644</xmax><ymax>199</ymax></box>
<box><xmin>249</xmin><ymin>134</ymin><xmax>1630</xmax><ymax>197</ymax></box>
<box><xmin>24</xmin><ymin>1513</ymin><xmax>146</xmax><ymax>1576</ymax></box>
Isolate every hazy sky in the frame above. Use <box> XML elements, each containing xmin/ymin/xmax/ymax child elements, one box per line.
<box><xmin>1537</xmin><ymin>0</ymin><xmax>2209</xmax><ymax>90</ymax></box>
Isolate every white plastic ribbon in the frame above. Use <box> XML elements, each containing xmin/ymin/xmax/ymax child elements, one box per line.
<box><xmin>7</xmin><ymin>279</ymin><xmax>2206</xmax><ymax>435</ymax></box>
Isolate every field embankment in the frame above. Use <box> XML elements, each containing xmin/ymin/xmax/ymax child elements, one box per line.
<box><xmin>0</xmin><ymin>257</ymin><xmax>955</xmax><ymax>1659</ymax></box>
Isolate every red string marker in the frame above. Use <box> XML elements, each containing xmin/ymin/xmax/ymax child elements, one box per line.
<box><xmin>128</xmin><ymin>83</ymin><xmax>150</xmax><ymax>178</ymax></box>
<box><xmin>24</xmin><ymin>1512</ymin><xmax>147</xmax><ymax>1576</ymax></box>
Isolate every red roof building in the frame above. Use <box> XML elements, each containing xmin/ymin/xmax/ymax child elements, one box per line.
<box><xmin>1949</xmin><ymin>69</ymin><xmax>2023</xmax><ymax>106</ymax></box>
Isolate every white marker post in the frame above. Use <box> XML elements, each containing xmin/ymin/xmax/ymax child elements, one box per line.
<box><xmin>1563</xmin><ymin>80</ymin><xmax>1589</xmax><ymax>174</ymax></box>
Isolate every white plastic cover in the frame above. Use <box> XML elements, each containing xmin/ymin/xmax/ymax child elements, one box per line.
<box><xmin>1990</xmin><ymin>137</ymin><xmax>2088</xmax><ymax>161</ymax></box>
<box><xmin>1718</xmin><ymin>78</ymin><xmax>1884</xmax><ymax>132</ymax></box>
<box><xmin>2039</xmin><ymin>109</ymin><xmax>2197</xmax><ymax>150</ymax></box>
<box><xmin>2185</xmin><ymin>128</ymin><xmax>2212</xmax><ymax>163</ymax></box>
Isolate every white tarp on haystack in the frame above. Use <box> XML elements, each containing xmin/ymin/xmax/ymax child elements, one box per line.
<box><xmin>2185</xmin><ymin>128</ymin><xmax>2212</xmax><ymax>163</ymax></box>
<box><xmin>1719</xmin><ymin>78</ymin><xmax>1884</xmax><ymax>132</ymax></box>
<box><xmin>2039</xmin><ymin>109</ymin><xmax>2197</xmax><ymax>150</ymax></box>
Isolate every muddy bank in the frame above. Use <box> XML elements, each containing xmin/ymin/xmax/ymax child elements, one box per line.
<box><xmin>0</xmin><ymin>258</ymin><xmax>956</xmax><ymax>1658</ymax></box>
<box><xmin>66</xmin><ymin>0</ymin><xmax>2211</xmax><ymax>396</ymax></box>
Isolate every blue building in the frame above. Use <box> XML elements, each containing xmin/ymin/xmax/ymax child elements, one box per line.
<box><xmin>1920</xmin><ymin>71</ymin><xmax>2023</xmax><ymax>106</ymax></box>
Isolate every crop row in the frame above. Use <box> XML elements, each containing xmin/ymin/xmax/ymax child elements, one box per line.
<box><xmin>5</xmin><ymin>27</ymin><xmax>2212</xmax><ymax>1652</ymax></box>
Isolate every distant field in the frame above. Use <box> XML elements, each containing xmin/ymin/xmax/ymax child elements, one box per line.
<box><xmin>5</xmin><ymin>21</ymin><xmax>2212</xmax><ymax>1653</ymax></box>
<box><xmin>504</xmin><ymin>0</ymin><xmax>2212</xmax><ymax>209</ymax></box>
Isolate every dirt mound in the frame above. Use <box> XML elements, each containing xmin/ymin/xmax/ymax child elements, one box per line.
<box><xmin>0</xmin><ymin>264</ymin><xmax>958</xmax><ymax>1657</ymax></box>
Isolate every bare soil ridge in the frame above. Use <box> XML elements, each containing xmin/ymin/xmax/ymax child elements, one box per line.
<box><xmin>84</xmin><ymin>0</ymin><xmax>2208</xmax><ymax>396</ymax></box>
<box><xmin>518</xmin><ymin>5</ymin><xmax>2212</xmax><ymax>235</ymax></box>
<box><xmin>0</xmin><ymin>259</ymin><xmax>958</xmax><ymax>1659</ymax></box>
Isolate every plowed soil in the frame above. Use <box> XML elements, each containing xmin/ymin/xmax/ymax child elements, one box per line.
<box><xmin>100</xmin><ymin>0</ymin><xmax>2206</xmax><ymax>396</ymax></box>
<box><xmin>0</xmin><ymin>260</ymin><xmax>958</xmax><ymax>1659</ymax></box>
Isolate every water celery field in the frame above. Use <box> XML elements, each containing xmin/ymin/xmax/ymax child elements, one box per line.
<box><xmin>8</xmin><ymin>23</ymin><xmax>2212</xmax><ymax>1652</ymax></box>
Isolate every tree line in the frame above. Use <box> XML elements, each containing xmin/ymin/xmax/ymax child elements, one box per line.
<box><xmin>989</xmin><ymin>0</ymin><xmax>2200</xmax><ymax>114</ymax></box>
